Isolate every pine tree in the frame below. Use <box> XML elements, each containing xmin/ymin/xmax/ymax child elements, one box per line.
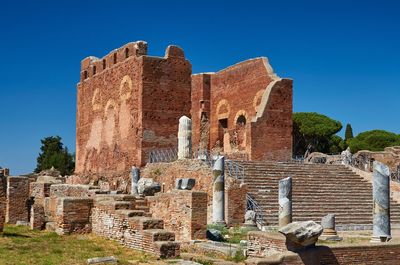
<box><xmin>35</xmin><ymin>136</ymin><xmax>75</xmax><ymax>175</ymax></box>
<box><xmin>345</xmin><ymin>123</ymin><xmax>354</xmax><ymax>142</ymax></box>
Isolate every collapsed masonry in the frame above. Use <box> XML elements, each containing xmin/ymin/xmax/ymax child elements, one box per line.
<box><xmin>0</xmin><ymin>173</ymin><xmax>208</xmax><ymax>258</ymax></box>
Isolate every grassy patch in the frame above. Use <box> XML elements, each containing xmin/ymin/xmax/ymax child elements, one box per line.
<box><xmin>0</xmin><ymin>225</ymin><xmax>158</xmax><ymax>265</ymax></box>
<box><xmin>207</xmin><ymin>224</ymin><xmax>251</xmax><ymax>244</ymax></box>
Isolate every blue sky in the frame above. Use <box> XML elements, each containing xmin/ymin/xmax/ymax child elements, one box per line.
<box><xmin>0</xmin><ymin>0</ymin><xmax>399</xmax><ymax>174</ymax></box>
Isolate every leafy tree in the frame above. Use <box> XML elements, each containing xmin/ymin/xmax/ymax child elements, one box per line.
<box><xmin>348</xmin><ymin>130</ymin><xmax>400</xmax><ymax>153</ymax></box>
<box><xmin>345</xmin><ymin>123</ymin><xmax>354</xmax><ymax>142</ymax></box>
<box><xmin>35</xmin><ymin>136</ymin><xmax>75</xmax><ymax>175</ymax></box>
<box><xmin>293</xmin><ymin>112</ymin><xmax>343</xmax><ymax>156</ymax></box>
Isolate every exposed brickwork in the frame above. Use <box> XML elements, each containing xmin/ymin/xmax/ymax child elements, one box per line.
<box><xmin>55</xmin><ymin>197</ymin><xmax>93</xmax><ymax>235</ymax></box>
<box><xmin>6</xmin><ymin>176</ymin><xmax>30</xmax><ymax>224</ymax></box>
<box><xmin>225</xmin><ymin>177</ymin><xmax>247</xmax><ymax>226</ymax></box>
<box><xmin>30</xmin><ymin>182</ymin><xmax>52</xmax><ymax>206</ymax></box>
<box><xmin>192</xmin><ymin>58</ymin><xmax>292</xmax><ymax>161</ymax></box>
<box><xmin>0</xmin><ymin>176</ymin><xmax>6</xmax><ymax>232</ymax></box>
<box><xmin>143</xmin><ymin>160</ymin><xmax>246</xmax><ymax>226</ymax></box>
<box><xmin>246</xmin><ymin>237</ymin><xmax>400</xmax><ymax>265</ymax></box>
<box><xmin>30</xmin><ymin>203</ymin><xmax>45</xmax><ymax>230</ymax></box>
<box><xmin>91</xmin><ymin>195</ymin><xmax>180</xmax><ymax>258</ymax></box>
<box><xmin>142</xmin><ymin>160</ymin><xmax>214</xmax><ymax>223</ymax></box>
<box><xmin>76</xmin><ymin>41</ymin><xmax>191</xmax><ymax>183</ymax></box>
<box><xmin>147</xmin><ymin>190</ymin><xmax>207</xmax><ymax>242</ymax></box>
<box><xmin>247</xmin><ymin>231</ymin><xmax>288</xmax><ymax>258</ymax></box>
<box><xmin>50</xmin><ymin>184</ymin><xmax>96</xmax><ymax>198</ymax></box>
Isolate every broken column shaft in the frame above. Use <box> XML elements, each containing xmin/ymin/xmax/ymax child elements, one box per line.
<box><xmin>212</xmin><ymin>156</ymin><xmax>225</xmax><ymax>224</ymax></box>
<box><xmin>279</xmin><ymin>176</ymin><xmax>292</xmax><ymax>227</ymax></box>
<box><xmin>371</xmin><ymin>161</ymin><xmax>391</xmax><ymax>242</ymax></box>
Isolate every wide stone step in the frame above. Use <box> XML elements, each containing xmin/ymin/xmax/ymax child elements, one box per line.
<box><xmin>143</xmin><ymin>229</ymin><xmax>175</xmax><ymax>242</ymax></box>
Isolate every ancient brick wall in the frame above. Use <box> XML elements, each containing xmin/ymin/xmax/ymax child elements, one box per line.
<box><xmin>247</xmin><ymin>231</ymin><xmax>288</xmax><ymax>258</ymax></box>
<box><xmin>55</xmin><ymin>197</ymin><xmax>93</xmax><ymax>235</ymax></box>
<box><xmin>30</xmin><ymin>204</ymin><xmax>45</xmax><ymax>230</ymax></box>
<box><xmin>192</xmin><ymin>58</ymin><xmax>292</xmax><ymax>161</ymax></box>
<box><xmin>142</xmin><ymin>160</ymin><xmax>214</xmax><ymax>223</ymax></box>
<box><xmin>246</xmin><ymin>244</ymin><xmax>400</xmax><ymax>265</ymax></box>
<box><xmin>249</xmin><ymin>78</ymin><xmax>293</xmax><ymax>161</ymax></box>
<box><xmin>91</xmin><ymin>196</ymin><xmax>180</xmax><ymax>258</ymax></box>
<box><xmin>225</xmin><ymin>178</ymin><xmax>247</xmax><ymax>226</ymax></box>
<box><xmin>140</xmin><ymin>46</ymin><xmax>192</xmax><ymax>162</ymax></box>
<box><xmin>142</xmin><ymin>160</ymin><xmax>246</xmax><ymax>226</ymax></box>
<box><xmin>191</xmin><ymin>73</ymin><xmax>211</xmax><ymax>151</ymax></box>
<box><xmin>76</xmin><ymin>42</ymin><xmax>191</xmax><ymax>184</ymax></box>
<box><xmin>6</xmin><ymin>176</ymin><xmax>30</xmax><ymax>224</ymax></box>
<box><xmin>147</xmin><ymin>190</ymin><xmax>207</xmax><ymax>242</ymax></box>
<box><xmin>247</xmin><ymin>232</ymin><xmax>400</xmax><ymax>265</ymax></box>
<box><xmin>0</xmin><ymin>176</ymin><xmax>6</xmax><ymax>232</ymax></box>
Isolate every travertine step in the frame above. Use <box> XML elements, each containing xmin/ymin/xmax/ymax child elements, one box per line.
<box><xmin>237</xmin><ymin>161</ymin><xmax>400</xmax><ymax>226</ymax></box>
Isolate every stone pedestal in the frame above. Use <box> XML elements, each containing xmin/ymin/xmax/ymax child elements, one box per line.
<box><xmin>178</xmin><ymin>116</ymin><xmax>192</xmax><ymax>159</ymax></box>
<box><xmin>212</xmin><ymin>156</ymin><xmax>225</xmax><ymax>225</ymax></box>
<box><xmin>279</xmin><ymin>177</ymin><xmax>292</xmax><ymax>227</ymax></box>
<box><xmin>371</xmin><ymin>161</ymin><xmax>391</xmax><ymax>242</ymax></box>
<box><xmin>320</xmin><ymin>214</ymin><xmax>342</xmax><ymax>241</ymax></box>
<box><xmin>131</xmin><ymin>166</ymin><xmax>140</xmax><ymax>196</ymax></box>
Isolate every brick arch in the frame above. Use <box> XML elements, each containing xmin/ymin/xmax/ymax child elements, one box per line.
<box><xmin>253</xmin><ymin>89</ymin><xmax>265</xmax><ymax>113</ymax></box>
<box><xmin>234</xmin><ymin>110</ymin><xmax>249</xmax><ymax>125</ymax></box>
<box><xmin>92</xmin><ymin>88</ymin><xmax>102</xmax><ymax>111</ymax></box>
<box><xmin>119</xmin><ymin>75</ymin><xmax>133</xmax><ymax>101</ymax></box>
<box><xmin>216</xmin><ymin>99</ymin><xmax>231</xmax><ymax>119</ymax></box>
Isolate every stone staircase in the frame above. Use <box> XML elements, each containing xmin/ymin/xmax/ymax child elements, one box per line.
<box><xmin>238</xmin><ymin>161</ymin><xmax>400</xmax><ymax>229</ymax></box>
<box><xmin>92</xmin><ymin>194</ymin><xmax>179</xmax><ymax>258</ymax></box>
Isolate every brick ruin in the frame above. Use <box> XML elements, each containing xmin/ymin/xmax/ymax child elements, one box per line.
<box><xmin>3</xmin><ymin>41</ymin><xmax>399</xmax><ymax>263</ymax></box>
<box><xmin>75</xmin><ymin>41</ymin><xmax>292</xmax><ymax>184</ymax></box>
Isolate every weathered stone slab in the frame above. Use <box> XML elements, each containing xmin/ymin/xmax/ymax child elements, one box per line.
<box><xmin>175</xmin><ymin>178</ymin><xmax>196</xmax><ymax>190</ymax></box>
<box><xmin>87</xmin><ymin>256</ymin><xmax>117</xmax><ymax>264</ymax></box>
<box><xmin>279</xmin><ymin>221</ymin><xmax>323</xmax><ymax>251</ymax></box>
<box><xmin>137</xmin><ymin>178</ymin><xmax>161</xmax><ymax>196</ymax></box>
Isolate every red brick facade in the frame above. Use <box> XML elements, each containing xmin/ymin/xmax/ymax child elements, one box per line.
<box><xmin>192</xmin><ymin>58</ymin><xmax>292</xmax><ymax>161</ymax></box>
<box><xmin>76</xmin><ymin>41</ymin><xmax>191</xmax><ymax>176</ymax></box>
<box><xmin>76</xmin><ymin>41</ymin><xmax>292</xmax><ymax>179</ymax></box>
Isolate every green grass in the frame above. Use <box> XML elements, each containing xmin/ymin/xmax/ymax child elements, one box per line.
<box><xmin>0</xmin><ymin>225</ymin><xmax>158</xmax><ymax>265</ymax></box>
<box><xmin>207</xmin><ymin>224</ymin><xmax>251</xmax><ymax>244</ymax></box>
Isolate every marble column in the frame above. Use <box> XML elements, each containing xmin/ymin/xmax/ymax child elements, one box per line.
<box><xmin>131</xmin><ymin>166</ymin><xmax>140</xmax><ymax>196</ymax></box>
<box><xmin>371</xmin><ymin>161</ymin><xmax>391</xmax><ymax>242</ymax></box>
<box><xmin>178</xmin><ymin>116</ymin><xmax>192</xmax><ymax>159</ymax></box>
<box><xmin>212</xmin><ymin>156</ymin><xmax>225</xmax><ymax>224</ymax></box>
<box><xmin>279</xmin><ymin>177</ymin><xmax>292</xmax><ymax>227</ymax></box>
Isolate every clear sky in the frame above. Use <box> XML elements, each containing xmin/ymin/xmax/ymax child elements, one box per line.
<box><xmin>0</xmin><ymin>0</ymin><xmax>399</xmax><ymax>174</ymax></box>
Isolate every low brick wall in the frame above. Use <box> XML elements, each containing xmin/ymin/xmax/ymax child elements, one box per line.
<box><xmin>142</xmin><ymin>160</ymin><xmax>247</xmax><ymax>226</ymax></box>
<box><xmin>30</xmin><ymin>182</ymin><xmax>52</xmax><ymax>205</ymax></box>
<box><xmin>0</xmin><ymin>176</ymin><xmax>6</xmax><ymax>232</ymax></box>
<box><xmin>6</xmin><ymin>176</ymin><xmax>31</xmax><ymax>224</ymax></box>
<box><xmin>247</xmin><ymin>231</ymin><xmax>287</xmax><ymax>258</ymax></box>
<box><xmin>246</xmin><ymin>231</ymin><xmax>400</xmax><ymax>265</ymax></box>
<box><xmin>147</xmin><ymin>190</ymin><xmax>207</xmax><ymax>242</ymax></box>
<box><xmin>246</xmin><ymin>244</ymin><xmax>400</xmax><ymax>265</ymax></box>
<box><xmin>30</xmin><ymin>204</ymin><xmax>45</xmax><ymax>230</ymax></box>
<box><xmin>91</xmin><ymin>196</ymin><xmax>180</xmax><ymax>258</ymax></box>
<box><xmin>55</xmin><ymin>197</ymin><xmax>93</xmax><ymax>235</ymax></box>
<box><xmin>50</xmin><ymin>184</ymin><xmax>96</xmax><ymax>198</ymax></box>
<box><xmin>225</xmin><ymin>177</ymin><xmax>247</xmax><ymax>226</ymax></box>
